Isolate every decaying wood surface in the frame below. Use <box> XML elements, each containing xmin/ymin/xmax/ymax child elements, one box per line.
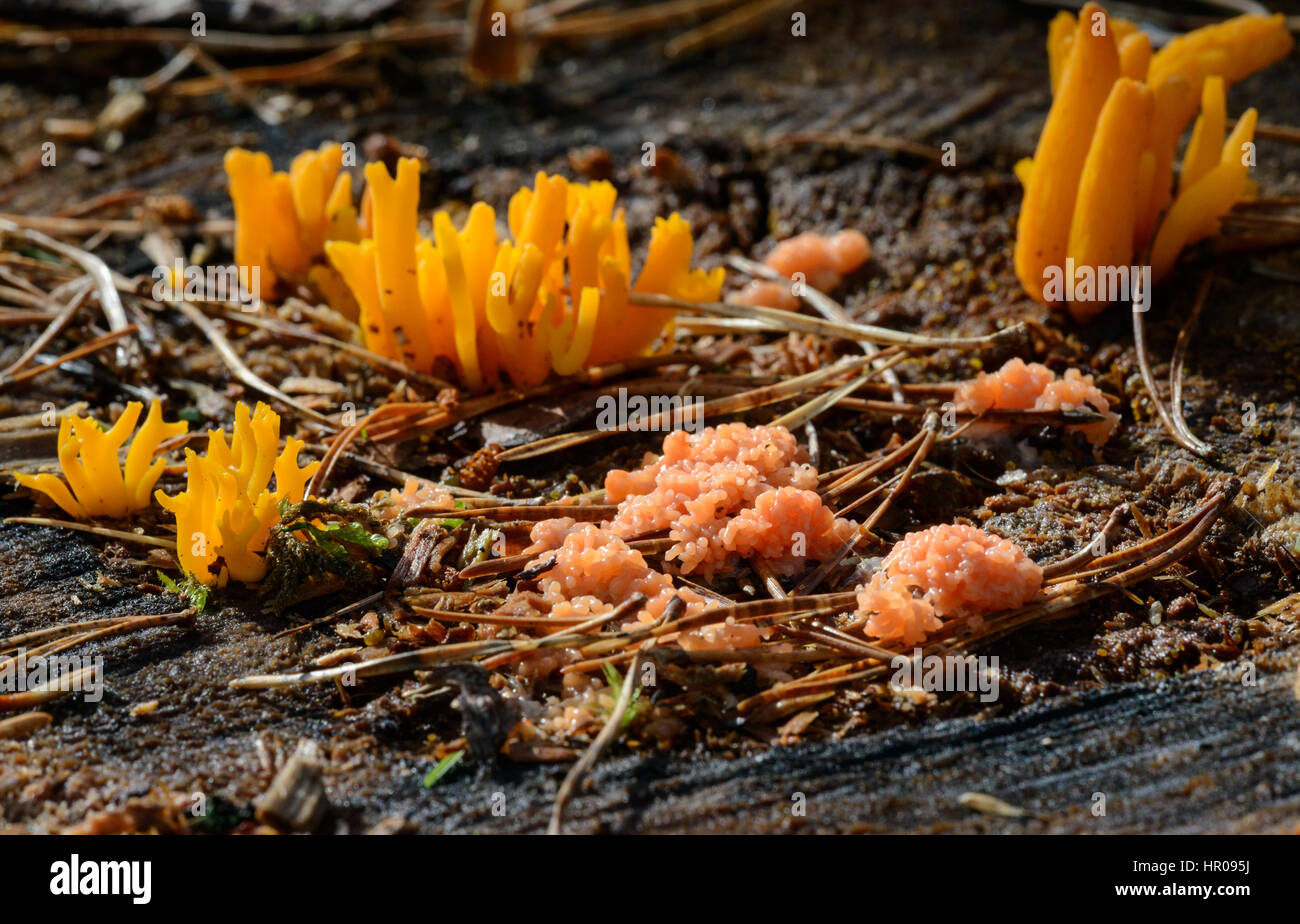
<box><xmin>2</xmin><ymin>0</ymin><xmax>1300</xmax><ymax>832</ymax></box>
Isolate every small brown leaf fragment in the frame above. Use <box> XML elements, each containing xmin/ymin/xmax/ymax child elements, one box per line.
<box><xmin>281</xmin><ymin>375</ymin><xmax>347</xmax><ymax>398</ymax></box>
<box><xmin>139</xmin><ymin>193</ymin><xmax>200</xmax><ymax>224</ymax></box>
<box><xmin>96</xmin><ymin>90</ymin><xmax>147</xmax><ymax>133</ymax></box>
<box><xmin>777</xmin><ymin>709</ymin><xmax>820</xmax><ymax>743</ymax></box>
<box><xmin>254</xmin><ymin>739</ymin><xmax>329</xmax><ymax>832</ymax></box>
<box><xmin>42</xmin><ymin>119</ymin><xmax>95</xmax><ymax>141</ymax></box>
<box><xmin>64</xmin><ymin>791</ymin><xmax>190</xmax><ymax>835</ymax></box>
<box><xmin>458</xmin><ymin>442</ymin><xmax>502</xmax><ymax>492</ymax></box>
<box><xmin>958</xmin><ymin>792</ymin><xmax>1032</xmax><ymax>818</ymax></box>
<box><xmin>466</xmin><ymin>0</ymin><xmax>536</xmax><ymax>84</ymax></box>
<box><xmin>569</xmin><ymin>146</ymin><xmax>615</xmax><ymax>181</ymax></box>
<box><xmin>0</xmin><ymin>711</ymin><xmax>51</xmax><ymax>740</ymax></box>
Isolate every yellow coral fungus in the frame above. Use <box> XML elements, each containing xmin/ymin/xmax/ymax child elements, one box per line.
<box><xmin>155</xmin><ymin>402</ymin><xmax>318</xmax><ymax>585</ymax></box>
<box><xmin>1017</xmin><ymin>2</ymin><xmax>1120</xmax><ymax>305</ymax></box>
<box><xmin>1065</xmin><ymin>77</ymin><xmax>1153</xmax><ymax>315</ymax></box>
<box><xmin>1179</xmin><ymin>76</ymin><xmax>1226</xmax><ymax>195</ymax></box>
<box><xmin>224</xmin><ymin>144</ymin><xmax>362</xmax><ymax>307</ymax></box>
<box><xmin>1150</xmin><ymin>107</ymin><xmax>1257</xmax><ymax>282</ymax></box>
<box><xmin>1017</xmin><ymin>3</ymin><xmax>1292</xmax><ymax>317</ymax></box>
<box><xmin>14</xmin><ymin>400</ymin><xmax>187</xmax><ymax>519</ymax></box>
<box><xmin>325</xmin><ymin>164</ymin><xmax>723</xmax><ymax>389</ymax></box>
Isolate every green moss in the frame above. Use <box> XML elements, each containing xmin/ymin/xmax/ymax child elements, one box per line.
<box><xmin>158</xmin><ymin>571</ymin><xmax>210</xmax><ymax>612</ymax></box>
<box><xmin>260</xmin><ymin>499</ymin><xmax>392</xmax><ymax>614</ymax></box>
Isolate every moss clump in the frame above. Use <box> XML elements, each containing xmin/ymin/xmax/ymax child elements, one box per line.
<box><xmin>260</xmin><ymin>499</ymin><xmax>392</xmax><ymax>614</ymax></box>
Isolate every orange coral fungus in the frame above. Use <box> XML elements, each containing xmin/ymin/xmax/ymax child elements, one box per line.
<box><xmin>734</xmin><ymin>229</ymin><xmax>871</xmax><ymax>309</ymax></box>
<box><xmin>1016</xmin><ymin>3</ymin><xmax>1291</xmax><ymax>318</ymax></box>
<box><xmin>155</xmin><ymin>402</ymin><xmax>319</xmax><ymax>585</ymax></box>
<box><xmin>954</xmin><ymin>357</ymin><xmax>1120</xmax><ymax>446</ymax></box>
<box><xmin>224</xmin><ymin>144</ymin><xmax>362</xmax><ymax>305</ymax></box>
<box><xmin>14</xmin><ymin>400</ymin><xmax>186</xmax><ymax>519</ymax></box>
<box><xmin>855</xmin><ymin>524</ymin><xmax>1043</xmax><ymax>645</ymax></box>
<box><xmin>324</xmin><ymin>164</ymin><xmax>724</xmax><ymax>390</ymax></box>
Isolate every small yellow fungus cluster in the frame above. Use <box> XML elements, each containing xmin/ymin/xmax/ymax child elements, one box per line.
<box><xmin>15</xmin><ymin>399</ymin><xmax>317</xmax><ymax>587</ymax></box>
<box><xmin>15</xmin><ymin>400</ymin><xmax>187</xmax><ymax>519</ymax></box>
<box><xmin>324</xmin><ymin>162</ymin><xmax>725</xmax><ymax>390</ymax></box>
<box><xmin>224</xmin><ymin>145</ymin><xmax>724</xmax><ymax>389</ymax></box>
<box><xmin>1016</xmin><ymin>3</ymin><xmax>1292</xmax><ymax>318</ymax></box>
<box><xmin>156</xmin><ymin>402</ymin><xmax>319</xmax><ymax>585</ymax></box>
<box><xmin>224</xmin><ymin>143</ymin><xmax>363</xmax><ymax>306</ymax></box>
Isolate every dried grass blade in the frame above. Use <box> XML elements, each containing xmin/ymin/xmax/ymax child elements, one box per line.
<box><xmin>0</xmin><ymin>218</ymin><xmax>138</xmax><ymax>370</ymax></box>
<box><xmin>170</xmin><ymin>299</ymin><xmax>333</xmax><ymax>427</ymax></box>
<box><xmin>0</xmin><ymin>325</ymin><xmax>137</xmax><ymax>389</ymax></box>
<box><xmin>630</xmin><ymin>291</ymin><xmax>1024</xmax><ymax>348</ymax></box>
<box><xmin>1168</xmin><ymin>273</ymin><xmax>1213</xmax><ymax>454</ymax></box>
<box><xmin>498</xmin><ymin>355</ymin><xmax>874</xmax><ymax>461</ymax></box>
<box><xmin>419</xmin><ymin>504</ymin><xmax>619</xmax><ymax>523</ymax></box>
<box><xmin>3</xmin><ymin>516</ymin><xmax>177</xmax><ymax>549</ymax></box>
<box><xmin>726</xmin><ymin>252</ymin><xmax>907</xmax><ymax>403</ymax></box>
<box><xmin>1131</xmin><ymin>302</ymin><xmax>1212</xmax><ymax>457</ymax></box>
<box><xmin>0</xmin><ymin>278</ymin><xmax>92</xmax><ymax>379</ymax></box>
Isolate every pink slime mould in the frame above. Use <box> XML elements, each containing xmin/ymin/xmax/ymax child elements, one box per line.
<box><xmin>734</xmin><ymin>229</ymin><xmax>871</xmax><ymax>310</ymax></box>
<box><xmin>522</xmin><ymin>519</ymin><xmax>760</xmax><ymax>652</ymax></box>
<box><xmin>518</xmin><ymin>423</ymin><xmax>857</xmax><ymax>653</ymax></box>
<box><xmin>954</xmin><ymin>357</ymin><xmax>1120</xmax><ymax>447</ymax></box>
<box><xmin>603</xmin><ymin>423</ymin><xmax>855</xmax><ymax>579</ymax></box>
<box><xmin>376</xmin><ymin>477</ymin><xmax>453</xmax><ymax>519</ymax></box>
<box><xmin>525</xmin><ymin>519</ymin><xmax>705</xmax><ymax>624</ymax></box>
<box><xmin>855</xmin><ymin>523</ymin><xmax>1043</xmax><ymax>646</ymax></box>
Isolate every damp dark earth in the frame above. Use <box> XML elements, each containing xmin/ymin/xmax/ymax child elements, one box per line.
<box><xmin>1</xmin><ymin>0</ymin><xmax>1299</xmax><ymax>834</ymax></box>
